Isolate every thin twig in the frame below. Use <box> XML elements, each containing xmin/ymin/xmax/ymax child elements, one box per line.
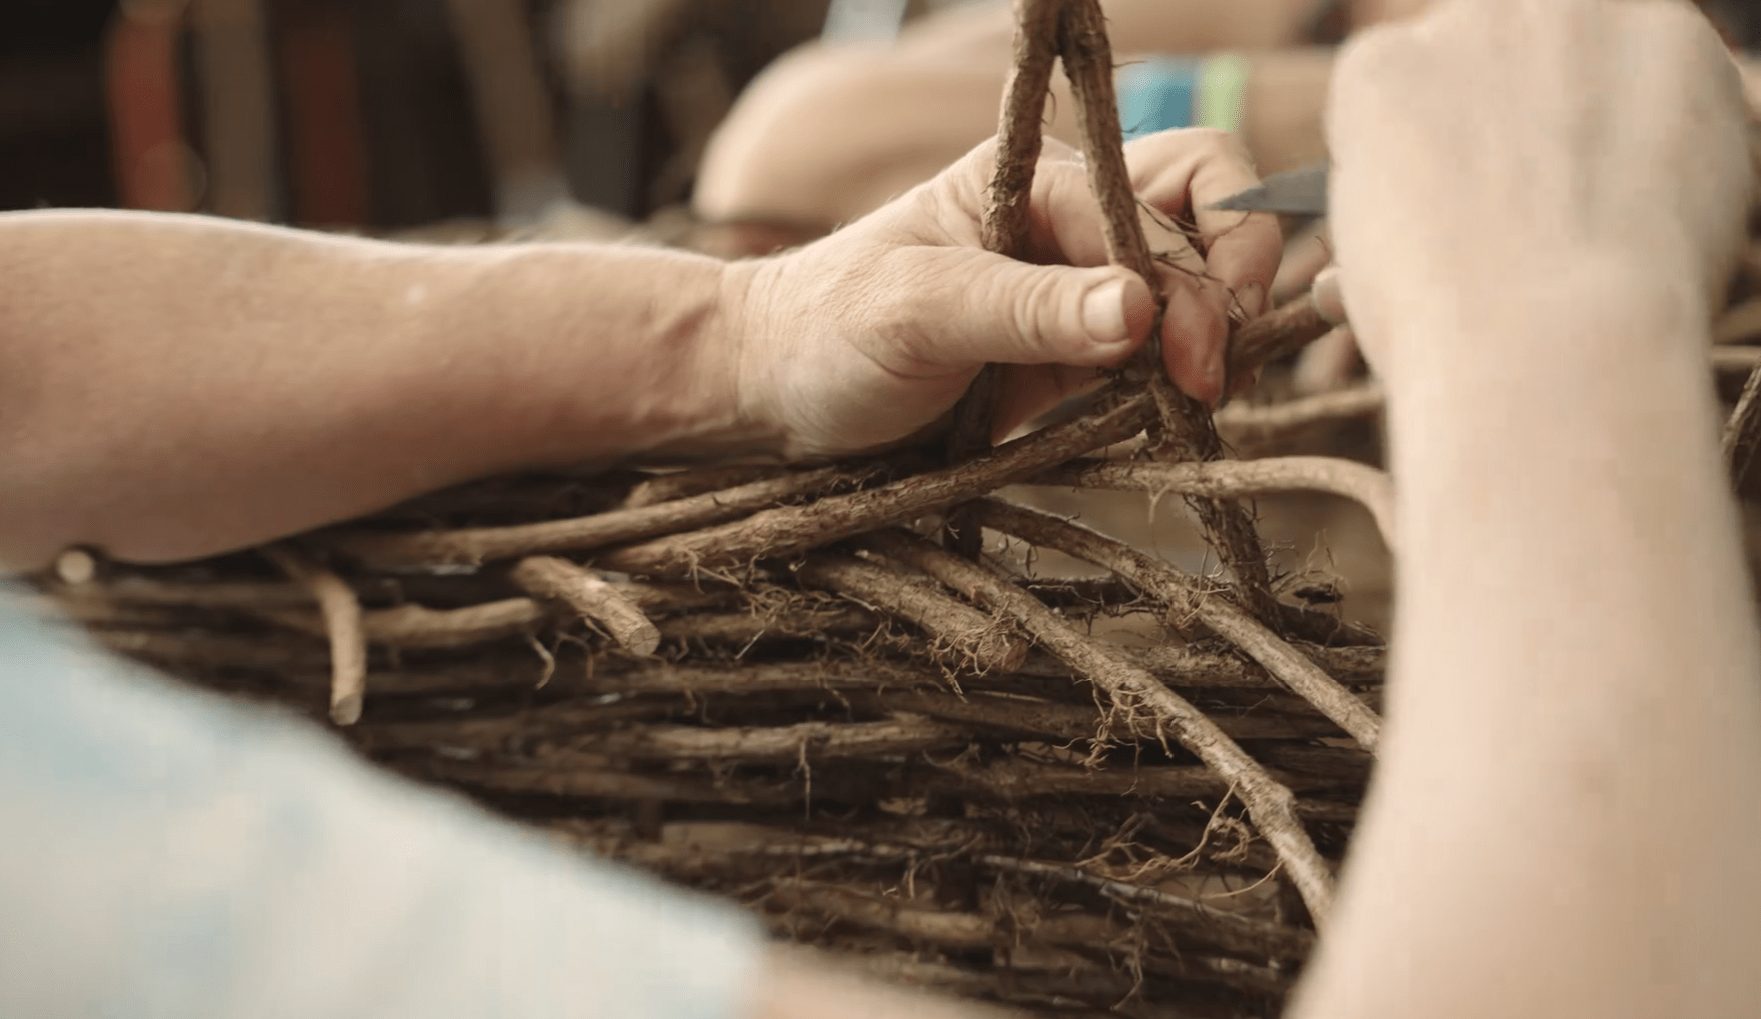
<box><xmin>975</xmin><ymin>854</ymin><xmax>1314</xmax><ymax>960</ymax></box>
<box><xmin>261</xmin><ymin>596</ymin><xmax>878</xmax><ymax>651</ymax></box>
<box><xmin>1031</xmin><ymin>457</ymin><xmax>1397</xmax><ymax>552</ymax></box>
<box><xmin>262</xmin><ymin>545</ymin><xmax>367</xmax><ymax>725</ymax></box>
<box><xmin>1724</xmin><ymin>362</ymin><xmax>1761</xmax><ymax>487</ymax></box>
<box><xmin>1717</xmin><ymin>295</ymin><xmax>1761</xmax><ymax>345</ymax></box>
<box><xmin>1715</xmin><ymin>346</ymin><xmax>1761</xmax><ymax>373</ymax></box>
<box><xmin>621</xmin><ymin>465</ymin><xmax>792</xmax><ymax>508</ymax></box>
<box><xmin>1216</xmin><ymin>381</ymin><xmax>1384</xmax><ymax>446</ymax></box>
<box><xmin>971</xmin><ymin>499</ymin><xmax>1381</xmax><ymax>754</ymax></box>
<box><xmin>859</xmin><ymin>529</ymin><xmax>1335</xmax><ymax>923</ymax></box>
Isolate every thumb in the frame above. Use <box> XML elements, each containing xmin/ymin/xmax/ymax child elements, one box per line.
<box><xmin>899</xmin><ymin>251</ymin><xmax>1156</xmax><ymax>372</ymax></box>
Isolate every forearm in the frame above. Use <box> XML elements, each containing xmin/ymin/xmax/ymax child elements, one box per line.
<box><xmin>697</xmin><ymin>44</ymin><xmax>1331</xmax><ymax>230</ymax></box>
<box><xmin>1294</xmin><ymin>274</ymin><xmax>1761</xmax><ymax>1015</ymax></box>
<box><xmin>0</xmin><ymin>211</ymin><xmax>746</xmax><ymax>567</ymax></box>
<box><xmin>898</xmin><ymin>0</ymin><xmax>1317</xmax><ymax>59</ymax></box>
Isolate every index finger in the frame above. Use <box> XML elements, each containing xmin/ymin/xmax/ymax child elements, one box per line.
<box><xmin>1126</xmin><ymin>129</ymin><xmax>1284</xmax><ymax>320</ymax></box>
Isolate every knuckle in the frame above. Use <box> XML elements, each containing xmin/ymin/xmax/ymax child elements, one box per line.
<box><xmin>1005</xmin><ymin>268</ymin><xmax>1071</xmax><ymax>356</ymax></box>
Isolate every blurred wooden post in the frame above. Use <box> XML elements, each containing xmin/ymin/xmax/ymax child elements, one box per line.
<box><xmin>278</xmin><ymin>1</ymin><xmax>370</xmax><ymax>227</ymax></box>
<box><xmin>443</xmin><ymin>0</ymin><xmax>567</xmax><ymax>222</ymax></box>
<box><xmin>105</xmin><ymin>0</ymin><xmax>198</xmax><ymax>212</ymax></box>
<box><xmin>192</xmin><ymin>0</ymin><xmax>278</xmax><ymax>220</ymax></box>
<box><xmin>191</xmin><ymin>0</ymin><xmax>276</xmax><ymax>220</ymax></box>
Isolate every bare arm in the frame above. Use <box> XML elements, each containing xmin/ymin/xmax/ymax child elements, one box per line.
<box><xmin>0</xmin><ymin>132</ymin><xmax>1278</xmax><ymax>571</ymax></box>
<box><xmin>0</xmin><ymin>211</ymin><xmax>745</xmax><ymax>566</ymax></box>
<box><xmin>696</xmin><ymin>6</ymin><xmax>1334</xmax><ymax>234</ymax></box>
<box><xmin>1292</xmin><ymin>2</ymin><xmax>1761</xmax><ymax>1015</ymax></box>
<box><xmin>1296</xmin><ymin>272</ymin><xmax>1761</xmax><ymax>1018</ymax></box>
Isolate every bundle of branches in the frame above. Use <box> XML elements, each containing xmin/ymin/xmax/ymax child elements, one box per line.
<box><xmin>24</xmin><ymin>2</ymin><xmax>1761</xmax><ymax>1016</ymax></box>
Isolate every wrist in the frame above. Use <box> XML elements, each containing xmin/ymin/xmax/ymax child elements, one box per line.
<box><xmin>1367</xmin><ymin>252</ymin><xmax>1709</xmax><ymax>400</ymax></box>
<box><xmin>698</xmin><ymin>255</ymin><xmax>798</xmax><ymax>461</ymax></box>
<box><xmin>1381</xmin><ymin>255</ymin><xmax>1714</xmax><ymax>482</ymax></box>
<box><xmin>629</xmin><ymin>253</ymin><xmax>789</xmax><ymax>462</ymax></box>
<box><xmin>465</xmin><ymin>245</ymin><xmax>784</xmax><ymax>469</ymax></box>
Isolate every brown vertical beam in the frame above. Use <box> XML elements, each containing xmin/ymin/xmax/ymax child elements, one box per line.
<box><xmin>442</xmin><ymin>0</ymin><xmax>567</xmax><ymax>221</ymax></box>
<box><xmin>192</xmin><ymin>0</ymin><xmax>278</xmax><ymax>220</ymax></box>
<box><xmin>279</xmin><ymin>1</ymin><xmax>370</xmax><ymax>227</ymax></box>
<box><xmin>104</xmin><ymin>0</ymin><xmax>197</xmax><ymax>212</ymax></box>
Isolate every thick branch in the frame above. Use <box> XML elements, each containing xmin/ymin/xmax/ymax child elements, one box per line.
<box><xmin>981</xmin><ymin>0</ymin><xmax>1064</xmax><ymax>257</ymax></box>
<box><xmin>945</xmin><ymin>0</ymin><xmax>1066</xmax><ymax>519</ymax></box>
<box><xmin>327</xmin><ymin>461</ymin><xmax>897</xmax><ymax>569</ymax></box>
<box><xmin>513</xmin><ymin>556</ymin><xmax>662</xmax><ymax>656</ymax></box>
<box><xmin>597</xmin><ymin>389</ymin><xmax>1156</xmax><ymax>576</ymax></box>
<box><xmin>796</xmin><ymin>553</ymin><xmax>1029</xmax><ymax>672</ymax></box>
<box><xmin>1229</xmin><ymin>297</ymin><xmax>1334</xmax><ymax>379</ymax></box>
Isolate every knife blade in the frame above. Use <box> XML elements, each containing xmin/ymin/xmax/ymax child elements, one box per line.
<box><xmin>1209</xmin><ymin>164</ymin><xmax>1330</xmax><ymax>217</ymax></box>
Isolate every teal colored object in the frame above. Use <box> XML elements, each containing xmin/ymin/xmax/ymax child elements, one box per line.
<box><xmin>1117</xmin><ymin>57</ymin><xmax>1200</xmax><ymax>141</ymax></box>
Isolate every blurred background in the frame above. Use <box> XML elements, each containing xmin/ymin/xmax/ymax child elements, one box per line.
<box><xmin>0</xmin><ymin>0</ymin><xmax>978</xmax><ymax>233</ymax></box>
<box><xmin>5</xmin><ymin>0</ymin><xmax>1755</xmax><ymax>239</ymax></box>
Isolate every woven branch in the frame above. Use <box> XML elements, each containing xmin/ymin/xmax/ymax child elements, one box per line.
<box><xmin>858</xmin><ymin>529</ymin><xmax>1337</xmax><ymax>923</ymax></box>
<box><xmin>262</xmin><ymin>545</ymin><xmax>366</xmax><ymax>725</ymax></box>
<box><xmin>512</xmin><ymin>556</ymin><xmax>662</xmax><ymax>656</ymax></box>
<box><xmin>1056</xmin><ymin>0</ymin><xmax>1277</xmax><ymax>620</ymax></box>
<box><xmin>945</xmin><ymin>0</ymin><xmax>1066</xmax><ymax>534</ymax></box>
<box><xmin>14</xmin><ymin>8</ymin><xmax>1572</xmax><ymax>1014</ymax></box>
<box><xmin>1725</xmin><ymin>361</ymin><xmax>1761</xmax><ymax>486</ymax></box>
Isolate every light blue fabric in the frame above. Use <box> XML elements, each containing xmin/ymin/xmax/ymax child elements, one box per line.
<box><xmin>1117</xmin><ymin>57</ymin><xmax>1202</xmax><ymax>141</ymax></box>
<box><xmin>0</xmin><ymin>597</ymin><xmax>763</xmax><ymax>1019</ymax></box>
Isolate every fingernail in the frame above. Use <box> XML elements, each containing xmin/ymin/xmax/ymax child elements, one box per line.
<box><xmin>1311</xmin><ymin>267</ymin><xmax>1347</xmax><ymax>325</ymax></box>
<box><xmin>1081</xmin><ymin>278</ymin><xmax>1130</xmax><ymax>344</ymax></box>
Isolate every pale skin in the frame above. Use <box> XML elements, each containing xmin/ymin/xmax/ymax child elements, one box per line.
<box><xmin>5</xmin><ymin>1</ymin><xmax>1761</xmax><ymax>1016</ymax></box>
<box><xmin>694</xmin><ymin>0</ymin><xmax>1432</xmax><ymax>236</ymax></box>
<box><xmin>0</xmin><ymin>129</ymin><xmax>1274</xmax><ymax>568</ymax></box>
<box><xmin>1294</xmin><ymin>2</ymin><xmax>1761</xmax><ymax>1016</ymax></box>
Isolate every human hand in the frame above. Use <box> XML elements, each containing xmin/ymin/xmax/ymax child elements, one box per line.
<box><xmin>1326</xmin><ymin>0</ymin><xmax>1755</xmax><ymax>381</ymax></box>
<box><xmin>720</xmin><ymin>129</ymin><xmax>1281</xmax><ymax>458</ymax></box>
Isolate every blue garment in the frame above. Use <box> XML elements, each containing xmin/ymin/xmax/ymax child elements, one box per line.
<box><xmin>0</xmin><ymin>599</ymin><xmax>762</xmax><ymax>1018</ymax></box>
<box><xmin>1117</xmin><ymin>57</ymin><xmax>1202</xmax><ymax>141</ymax></box>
